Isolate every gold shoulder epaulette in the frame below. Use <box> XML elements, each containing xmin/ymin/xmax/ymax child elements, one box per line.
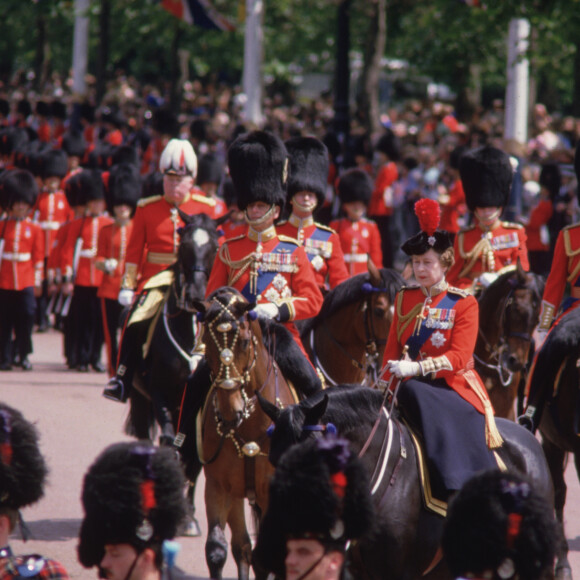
<box><xmin>500</xmin><ymin>221</ymin><xmax>524</xmax><ymax>230</ymax></box>
<box><xmin>191</xmin><ymin>193</ymin><xmax>216</xmax><ymax>207</ymax></box>
<box><xmin>278</xmin><ymin>235</ymin><xmax>300</xmax><ymax>246</ymax></box>
<box><xmin>448</xmin><ymin>286</ymin><xmax>469</xmax><ymax>297</ymax></box>
<box><xmin>137</xmin><ymin>195</ymin><xmax>162</xmax><ymax>207</ymax></box>
<box><xmin>315</xmin><ymin>222</ymin><xmax>337</xmax><ymax>234</ymax></box>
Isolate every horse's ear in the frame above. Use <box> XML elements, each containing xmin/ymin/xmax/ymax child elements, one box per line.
<box><xmin>215</xmin><ymin>210</ymin><xmax>233</xmax><ymax>227</ymax></box>
<box><xmin>256</xmin><ymin>391</ymin><xmax>281</xmax><ymax>422</ymax></box>
<box><xmin>304</xmin><ymin>394</ymin><xmax>328</xmax><ymax>425</ymax></box>
<box><xmin>367</xmin><ymin>257</ymin><xmax>382</xmax><ymax>288</ymax></box>
<box><xmin>193</xmin><ymin>300</ymin><xmax>208</xmax><ymax>316</ymax></box>
<box><xmin>177</xmin><ymin>207</ymin><xmax>194</xmax><ymax>225</ymax></box>
<box><xmin>516</xmin><ymin>258</ymin><xmax>528</xmax><ymax>282</ymax></box>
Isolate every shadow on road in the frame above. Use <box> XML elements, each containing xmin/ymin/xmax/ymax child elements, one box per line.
<box><xmin>26</xmin><ymin>518</ymin><xmax>81</xmax><ymax>541</ymax></box>
<box><xmin>569</xmin><ymin>536</ymin><xmax>580</xmax><ymax>552</ymax></box>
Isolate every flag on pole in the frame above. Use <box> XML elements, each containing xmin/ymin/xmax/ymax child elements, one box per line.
<box><xmin>160</xmin><ymin>0</ymin><xmax>236</xmax><ymax>31</ymax></box>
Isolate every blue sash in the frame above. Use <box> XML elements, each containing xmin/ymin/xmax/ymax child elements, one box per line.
<box><xmin>405</xmin><ymin>293</ymin><xmax>462</xmax><ymax>359</ymax></box>
<box><xmin>240</xmin><ymin>239</ymin><xmax>297</xmax><ymax>302</ymax></box>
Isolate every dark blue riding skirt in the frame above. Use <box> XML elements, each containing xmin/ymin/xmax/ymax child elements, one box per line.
<box><xmin>397</xmin><ymin>378</ymin><xmax>497</xmax><ymax>495</ymax></box>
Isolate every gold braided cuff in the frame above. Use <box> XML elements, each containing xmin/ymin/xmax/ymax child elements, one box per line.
<box><xmin>121</xmin><ymin>263</ymin><xmax>138</xmax><ymax>290</ymax></box>
<box><xmin>419</xmin><ymin>356</ymin><xmax>452</xmax><ymax>375</ymax></box>
<box><xmin>538</xmin><ymin>301</ymin><xmax>555</xmax><ymax>331</ymax></box>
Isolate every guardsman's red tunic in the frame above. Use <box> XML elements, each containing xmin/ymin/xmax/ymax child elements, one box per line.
<box><xmin>526</xmin><ymin>199</ymin><xmax>553</xmax><ymax>253</ymax></box>
<box><xmin>439</xmin><ymin>179</ymin><xmax>466</xmax><ymax>234</ymax></box>
<box><xmin>220</xmin><ymin>220</ymin><xmax>246</xmax><ymax>240</ymax></box>
<box><xmin>446</xmin><ymin>221</ymin><xmax>529</xmax><ymax>290</ymax></box>
<box><xmin>382</xmin><ymin>282</ymin><xmax>491</xmax><ymax>414</ymax></box>
<box><xmin>329</xmin><ymin>217</ymin><xmax>383</xmax><ymax>276</ymax></box>
<box><xmin>205</xmin><ymin>225</ymin><xmax>323</xmax><ymax>344</ymax></box>
<box><xmin>97</xmin><ymin>221</ymin><xmax>134</xmax><ymax>300</ymax></box>
<box><xmin>278</xmin><ymin>215</ymin><xmax>349</xmax><ymax>290</ymax></box>
<box><xmin>369</xmin><ymin>161</ymin><xmax>398</xmax><ymax>217</ymax></box>
<box><xmin>188</xmin><ymin>188</ymin><xmax>228</xmax><ymax>220</ymax></box>
<box><xmin>32</xmin><ymin>190</ymin><xmax>73</xmax><ymax>259</ymax></box>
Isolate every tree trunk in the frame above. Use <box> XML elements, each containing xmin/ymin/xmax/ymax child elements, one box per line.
<box><xmin>169</xmin><ymin>21</ymin><xmax>183</xmax><ymax>115</ymax></box>
<box><xmin>96</xmin><ymin>0</ymin><xmax>111</xmax><ymax>105</ymax></box>
<box><xmin>35</xmin><ymin>8</ymin><xmax>50</xmax><ymax>91</ymax></box>
<box><xmin>573</xmin><ymin>38</ymin><xmax>580</xmax><ymax>117</ymax></box>
<box><xmin>359</xmin><ymin>0</ymin><xmax>386</xmax><ymax>136</ymax></box>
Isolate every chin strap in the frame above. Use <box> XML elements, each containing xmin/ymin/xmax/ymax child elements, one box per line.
<box><xmin>244</xmin><ymin>204</ymin><xmax>276</xmax><ymax>227</ymax></box>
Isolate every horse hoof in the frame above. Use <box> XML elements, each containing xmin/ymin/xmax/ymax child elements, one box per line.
<box><xmin>181</xmin><ymin>517</ymin><xmax>202</xmax><ymax>537</ymax></box>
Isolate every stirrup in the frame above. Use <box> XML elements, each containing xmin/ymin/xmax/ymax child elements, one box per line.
<box><xmin>102</xmin><ymin>378</ymin><xmax>128</xmax><ymax>403</ymax></box>
<box><xmin>517</xmin><ymin>410</ymin><xmax>535</xmax><ymax>432</ymax></box>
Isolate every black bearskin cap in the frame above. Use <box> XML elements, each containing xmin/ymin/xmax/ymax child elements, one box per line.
<box><xmin>375</xmin><ymin>129</ymin><xmax>401</xmax><ymax>161</ymax></box>
<box><xmin>17</xmin><ymin>99</ymin><xmax>32</xmax><ymax>118</ymax></box>
<box><xmin>152</xmin><ymin>108</ymin><xmax>180</xmax><ymax>138</ymax></box>
<box><xmin>197</xmin><ymin>153</ymin><xmax>224</xmax><ymax>186</ymax></box>
<box><xmin>50</xmin><ymin>101</ymin><xmax>67</xmax><ymax>121</ymax></box>
<box><xmin>111</xmin><ymin>145</ymin><xmax>139</xmax><ymax>168</ymax></box>
<box><xmin>107</xmin><ymin>163</ymin><xmax>141</xmax><ymax>211</ymax></box>
<box><xmin>0</xmin><ymin>169</ymin><xmax>39</xmax><ymax>207</ymax></box>
<box><xmin>228</xmin><ymin>130</ymin><xmax>288</xmax><ymax>211</ymax></box>
<box><xmin>285</xmin><ymin>136</ymin><xmax>329</xmax><ymax>209</ymax></box>
<box><xmin>0</xmin><ymin>402</ymin><xmax>48</xmax><ymax>511</ymax></box>
<box><xmin>36</xmin><ymin>100</ymin><xmax>50</xmax><ymax>117</ymax></box>
<box><xmin>442</xmin><ymin>471</ymin><xmax>559</xmax><ymax>580</ymax></box>
<box><xmin>0</xmin><ymin>99</ymin><xmax>9</xmax><ymax>118</ymax></box>
<box><xmin>79</xmin><ymin>102</ymin><xmax>95</xmax><ymax>123</ymax></box>
<box><xmin>337</xmin><ymin>168</ymin><xmax>373</xmax><ymax>205</ymax></box>
<box><xmin>449</xmin><ymin>145</ymin><xmax>469</xmax><ymax>170</ymax></box>
<box><xmin>460</xmin><ymin>145</ymin><xmax>513</xmax><ymax>212</ymax></box>
<box><xmin>539</xmin><ymin>162</ymin><xmax>561</xmax><ymax>201</ymax></box>
<box><xmin>142</xmin><ymin>171</ymin><xmax>164</xmax><ymax>199</ymax></box>
<box><xmin>221</xmin><ymin>177</ymin><xmax>237</xmax><ymax>207</ymax></box>
<box><xmin>0</xmin><ymin>128</ymin><xmax>29</xmax><ymax>156</ymax></box>
<box><xmin>68</xmin><ymin>169</ymin><xmax>104</xmax><ymax>203</ymax></box>
<box><xmin>61</xmin><ymin>130</ymin><xmax>87</xmax><ymax>158</ymax></box>
<box><xmin>41</xmin><ymin>149</ymin><xmax>68</xmax><ymax>179</ymax></box>
<box><xmin>254</xmin><ymin>437</ymin><xmax>372</xmax><ymax>576</ymax></box>
<box><xmin>78</xmin><ymin>441</ymin><xmax>187</xmax><ymax>569</ymax></box>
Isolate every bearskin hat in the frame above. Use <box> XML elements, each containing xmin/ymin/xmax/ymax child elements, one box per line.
<box><xmin>0</xmin><ymin>402</ymin><xmax>48</xmax><ymax>512</ymax></box>
<box><xmin>40</xmin><ymin>149</ymin><xmax>68</xmax><ymax>179</ymax></box>
<box><xmin>0</xmin><ymin>99</ymin><xmax>9</xmax><ymax>118</ymax></box>
<box><xmin>0</xmin><ymin>128</ymin><xmax>29</xmax><ymax>157</ymax></box>
<box><xmin>142</xmin><ymin>171</ymin><xmax>164</xmax><ymax>199</ymax></box>
<box><xmin>0</xmin><ymin>169</ymin><xmax>39</xmax><ymax>207</ymax></box>
<box><xmin>221</xmin><ymin>177</ymin><xmax>237</xmax><ymax>208</ymax></box>
<box><xmin>375</xmin><ymin>129</ymin><xmax>401</xmax><ymax>161</ymax></box>
<box><xmin>107</xmin><ymin>163</ymin><xmax>141</xmax><ymax>212</ymax></box>
<box><xmin>159</xmin><ymin>139</ymin><xmax>197</xmax><ymax>177</ymax></box>
<box><xmin>442</xmin><ymin>471</ymin><xmax>559</xmax><ymax>580</ymax></box>
<box><xmin>17</xmin><ymin>99</ymin><xmax>31</xmax><ymax>118</ymax></box>
<box><xmin>197</xmin><ymin>153</ymin><xmax>224</xmax><ymax>186</ymax></box>
<box><xmin>111</xmin><ymin>145</ymin><xmax>139</xmax><ymax>168</ymax></box>
<box><xmin>254</xmin><ymin>437</ymin><xmax>373</xmax><ymax>577</ymax></box>
<box><xmin>227</xmin><ymin>131</ymin><xmax>288</xmax><ymax>211</ymax></box>
<box><xmin>36</xmin><ymin>100</ymin><xmax>50</xmax><ymax>118</ymax></box>
<box><xmin>285</xmin><ymin>136</ymin><xmax>329</xmax><ymax>209</ymax></box>
<box><xmin>151</xmin><ymin>108</ymin><xmax>180</xmax><ymax>138</ymax></box>
<box><xmin>101</xmin><ymin>107</ymin><xmax>124</xmax><ymax>129</ymax></box>
<box><xmin>78</xmin><ymin>441</ymin><xmax>187</xmax><ymax>569</ymax></box>
<box><xmin>539</xmin><ymin>162</ymin><xmax>561</xmax><ymax>202</ymax></box>
<box><xmin>61</xmin><ymin>130</ymin><xmax>87</xmax><ymax>159</ymax></box>
<box><xmin>402</xmin><ymin>198</ymin><xmax>451</xmax><ymax>256</ymax></box>
<box><xmin>79</xmin><ymin>102</ymin><xmax>95</xmax><ymax>124</ymax></box>
<box><xmin>50</xmin><ymin>101</ymin><xmax>67</xmax><ymax>121</ymax></box>
<box><xmin>449</xmin><ymin>145</ymin><xmax>469</xmax><ymax>170</ymax></box>
<box><xmin>337</xmin><ymin>168</ymin><xmax>373</xmax><ymax>206</ymax></box>
<box><xmin>460</xmin><ymin>145</ymin><xmax>513</xmax><ymax>212</ymax></box>
<box><xmin>67</xmin><ymin>169</ymin><xmax>104</xmax><ymax>204</ymax></box>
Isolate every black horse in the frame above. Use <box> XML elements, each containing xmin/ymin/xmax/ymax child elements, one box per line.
<box><xmin>258</xmin><ymin>385</ymin><xmax>559</xmax><ymax>580</ymax></box>
<box><xmin>126</xmin><ymin>209</ymin><xmax>221</xmax><ymax>534</ymax></box>
<box><xmin>525</xmin><ymin>306</ymin><xmax>580</xmax><ymax>580</ymax></box>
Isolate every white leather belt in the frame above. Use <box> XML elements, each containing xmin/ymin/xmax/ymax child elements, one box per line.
<box><xmin>39</xmin><ymin>221</ymin><xmax>60</xmax><ymax>230</ymax></box>
<box><xmin>79</xmin><ymin>249</ymin><xmax>96</xmax><ymax>258</ymax></box>
<box><xmin>2</xmin><ymin>252</ymin><xmax>31</xmax><ymax>262</ymax></box>
<box><xmin>344</xmin><ymin>253</ymin><xmax>367</xmax><ymax>263</ymax></box>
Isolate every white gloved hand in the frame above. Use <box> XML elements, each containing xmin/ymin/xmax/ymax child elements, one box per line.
<box><xmin>118</xmin><ymin>288</ymin><xmax>135</xmax><ymax>307</ymax></box>
<box><xmin>387</xmin><ymin>360</ymin><xmax>421</xmax><ymax>379</ymax></box>
<box><xmin>253</xmin><ymin>303</ymin><xmax>280</xmax><ymax>320</ymax></box>
<box><xmin>104</xmin><ymin>258</ymin><xmax>119</xmax><ymax>274</ymax></box>
<box><xmin>533</xmin><ymin>327</ymin><xmax>549</xmax><ymax>351</ymax></box>
<box><xmin>478</xmin><ymin>272</ymin><xmax>499</xmax><ymax>289</ymax></box>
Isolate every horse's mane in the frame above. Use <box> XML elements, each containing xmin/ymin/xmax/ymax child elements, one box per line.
<box><xmin>302</xmin><ymin>269</ymin><xmax>404</xmax><ymax>334</ymax></box>
<box><xmin>478</xmin><ymin>268</ymin><xmax>545</xmax><ymax>310</ymax></box>
<box><xmin>299</xmin><ymin>384</ymin><xmax>385</xmax><ymax>430</ymax></box>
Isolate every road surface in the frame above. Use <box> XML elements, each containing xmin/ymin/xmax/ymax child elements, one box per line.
<box><xmin>0</xmin><ymin>328</ymin><xmax>579</xmax><ymax>579</ymax></box>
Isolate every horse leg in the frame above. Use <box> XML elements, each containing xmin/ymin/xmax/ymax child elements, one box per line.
<box><xmin>150</xmin><ymin>382</ymin><xmax>176</xmax><ymax>446</ymax></box>
<box><xmin>205</xmin><ymin>476</ymin><xmax>231</xmax><ymax>580</ymax></box>
<box><xmin>542</xmin><ymin>437</ymin><xmax>572</xmax><ymax>580</ymax></box>
<box><xmin>181</xmin><ymin>481</ymin><xmax>202</xmax><ymax>538</ymax></box>
<box><xmin>125</xmin><ymin>386</ymin><xmax>155</xmax><ymax>441</ymax></box>
<box><xmin>227</xmin><ymin>497</ymin><xmax>252</xmax><ymax>580</ymax></box>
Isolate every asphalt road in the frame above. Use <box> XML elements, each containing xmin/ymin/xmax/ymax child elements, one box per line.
<box><xmin>1</xmin><ymin>328</ymin><xmax>579</xmax><ymax>579</ymax></box>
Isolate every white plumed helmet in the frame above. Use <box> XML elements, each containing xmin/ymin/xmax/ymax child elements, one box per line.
<box><xmin>159</xmin><ymin>138</ymin><xmax>197</xmax><ymax>177</ymax></box>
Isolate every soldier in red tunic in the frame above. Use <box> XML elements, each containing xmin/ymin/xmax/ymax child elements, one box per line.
<box><xmin>446</xmin><ymin>146</ymin><xmax>529</xmax><ymax>292</ymax></box>
<box><xmin>191</xmin><ymin>152</ymin><xmax>228</xmax><ymax>219</ymax></box>
<box><xmin>61</xmin><ymin>170</ymin><xmax>113</xmax><ymax>372</ymax></box>
<box><xmin>438</xmin><ymin>145</ymin><xmax>468</xmax><ymax>245</ymax></box>
<box><xmin>0</xmin><ymin>170</ymin><xmax>44</xmax><ymax>371</ymax></box>
<box><xmin>277</xmin><ymin>136</ymin><xmax>348</xmax><ymax>292</ymax></box>
<box><xmin>383</xmin><ymin>198</ymin><xmax>501</xmax><ymax>498</ymax></box>
<box><xmin>96</xmin><ymin>164</ymin><xmax>139</xmax><ymax>377</ymax></box>
<box><xmin>330</xmin><ymin>169</ymin><xmax>383</xmax><ymax>276</ymax></box>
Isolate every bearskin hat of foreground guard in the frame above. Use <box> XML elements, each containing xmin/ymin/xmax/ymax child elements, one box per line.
<box><xmin>77</xmin><ymin>441</ymin><xmax>187</xmax><ymax>569</ymax></box>
<box><xmin>253</xmin><ymin>436</ymin><xmax>373</xmax><ymax>577</ymax></box>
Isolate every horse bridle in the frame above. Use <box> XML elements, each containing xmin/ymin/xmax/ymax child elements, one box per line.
<box><xmin>174</xmin><ymin>264</ymin><xmax>210</xmax><ymax>311</ymax></box>
<box><xmin>474</xmin><ymin>283</ymin><xmax>535</xmax><ymax>387</ymax></box>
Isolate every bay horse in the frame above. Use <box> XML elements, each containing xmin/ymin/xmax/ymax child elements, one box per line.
<box><xmin>526</xmin><ymin>306</ymin><xmax>580</xmax><ymax>580</ymax></box>
<box><xmin>301</xmin><ymin>262</ymin><xmax>404</xmax><ymax>386</ymax></box>
<box><xmin>258</xmin><ymin>385</ymin><xmax>560</xmax><ymax>580</ymax></box>
<box><xmin>192</xmin><ymin>287</ymin><xmax>303</xmax><ymax>580</ymax></box>
<box><xmin>474</xmin><ymin>263</ymin><xmax>544</xmax><ymax>419</ymax></box>
<box><xmin>125</xmin><ymin>210</ymin><xmax>221</xmax><ymax>535</ymax></box>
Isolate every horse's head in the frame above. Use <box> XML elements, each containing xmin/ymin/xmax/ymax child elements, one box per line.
<box><xmin>258</xmin><ymin>392</ymin><xmax>331</xmax><ymax>466</ymax></box>
<box><xmin>196</xmin><ymin>287</ymin><xmax>260</xmax><ymax>426</ymax></box>
<box><xmin>174</xmin><ymin>210</ymin><xmax>220</xmax><ymax>311</ymax></box>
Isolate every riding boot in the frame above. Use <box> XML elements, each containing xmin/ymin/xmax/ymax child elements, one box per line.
<box><xmin>517</xmin><ymin>387</ymin><xmax>546</xmax><ymax>434</ymax></box>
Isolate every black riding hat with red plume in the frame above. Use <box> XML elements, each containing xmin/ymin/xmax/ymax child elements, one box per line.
<box><xmin>402</xmin><ymin>198</ymin><xmax>451</xmax><ymax>256</ymax></box>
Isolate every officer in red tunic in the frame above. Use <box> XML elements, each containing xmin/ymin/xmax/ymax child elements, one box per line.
<box><xmin>438</xmin><ymin>145</ymin><xmax>468</xmax><ymax>245</ymax></box>
<box><xmin>330</xmin><ymin>169</ymin><xmax>383</xmax><ymax>276</ymax></box>
<box><xmin>32</xmin><ymin>149</ymin><xmax>72</xmax><ymax>331</ymax></box>
<box><xmin>0</xmin><ymin>403</ymin><xmax>70</xmax><ymax>579</ymax></box>
<box><xmin>0</xmin><ymin>170</ymin><xmax>44</xmax><ymax>371</ymax></box>
<box><xmin>383</xmin><ymin>198</ymin><xmax>502</xmax><ymax>498</ymax></box>
<box><xmin>61</xmin><ymin>170</ymin><xmax>113</xmax><ymax>372</ymax></box>
<box><xmin>446</xmin><ymin>146</ymin><xmax>529</xmax><ymax>292</ymax></box>
<box><xmin>96</xmin><ymin>164</ymin><xmax>139</xmax><ymax>377</ymax></box>
<box><xmin>191</xmin><ymin>152</ymin><xmax>228</xmax><ymax>219</ymax></box>
<box><xmin>277</xmin><ymin>136</ymin><xmax>349</xmax><ymax>292</ymax></box>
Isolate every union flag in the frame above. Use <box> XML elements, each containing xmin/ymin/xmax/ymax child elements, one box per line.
<box><xmin>160</xmin><ymin>0</ymin><xmax>236</xmax><ymax>31</ymax></box>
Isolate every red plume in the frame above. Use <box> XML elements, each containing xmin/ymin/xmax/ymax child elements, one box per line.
<box><xmin>414</xmin><ymin>198</ymin><xmax>441</xmax><ymax>236</ymax></box>
<box><xmin>140</xmin><ymin>480</ymin><xmax>156</xmax><ymax>513</ymax></box>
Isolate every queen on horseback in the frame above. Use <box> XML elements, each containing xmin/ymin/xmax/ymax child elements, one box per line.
<box><xmin>383</xmin><ymin>198</ymin><xmax>503</xmax><ymax>499</ymax></box>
